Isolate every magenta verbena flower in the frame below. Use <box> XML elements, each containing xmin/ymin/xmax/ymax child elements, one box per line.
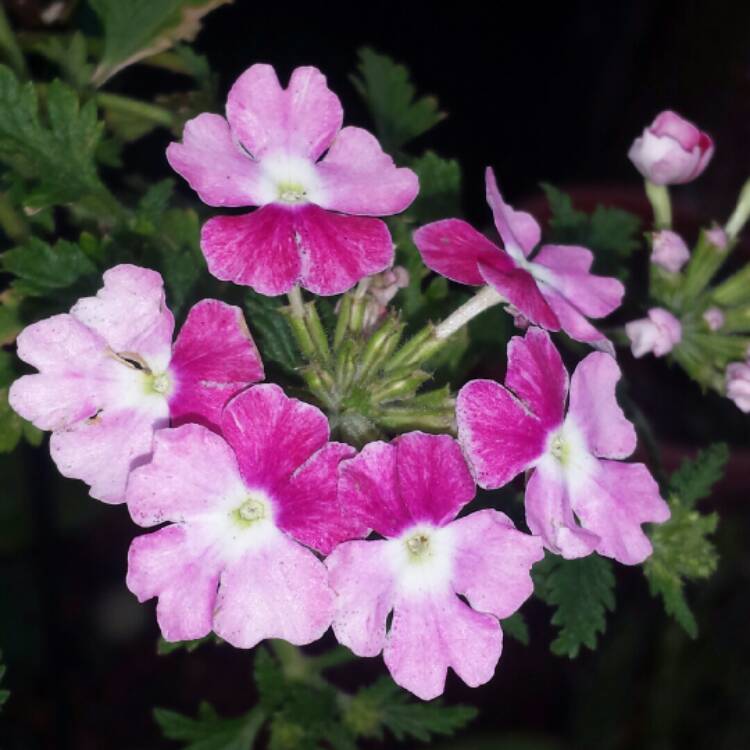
<box><xmin>166</xmin><ymin>64</ymin><xmax>419</xmax><ymax>296</ymax></box>
<box><xmin>457</xmin><ymin>328</ymin><xmax>669</xmax><ymax>565</ymax></box>
<box><xmin>413</xmin><ymin>168</ymin><xmax>624</xmax><ymax>349</ymax></box>
<box><xmin>126</xmin><ymin>383</ymin><xmax>362</xmax><ymax>646</ymax></box>
<box><xmin>9</xmin><ymin>264</ymin><xmax>263</xmax><ymax>504</ymax></box>
<box><xmin>326</xmin><ymin>431</ymin><xmax>543</xmax><ymax>701</ymax></box>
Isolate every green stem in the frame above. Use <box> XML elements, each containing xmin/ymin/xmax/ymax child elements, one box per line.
<box><xmin>725</xmin><ymin>178</ymin><xmax>750</xmax><ymax>242</ymax></box>
<box><xmin>645</xmin><ymin>180</ymin><xmax>672</xmax><ymax>230</ymax></box>
<box><xmin>96</xmin><ymin>92</ymin><xmax>176</xmax><ymax>129</ymax></box>
<box><xmin>0</xmin><ymin>6</ymin><xmax>28</xmax><ymax>79</ymax></box>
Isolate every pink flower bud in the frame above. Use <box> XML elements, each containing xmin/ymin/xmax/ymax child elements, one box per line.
<box><xmin>705</xmin><ymin>225</ymin><xmax>728</xmax><ymax>250</ymax></box>
<box><xmin>626</xmin><ymin>307</ymin><xmax>682</xmax><ymax>358</ymax></box>
<box><xmin>362</xmin><ymin>266</ymin><xmax>410</xmax><ymax>331</ymax></box>
<box><xmin>628</xmin><ymin>110</ymin><xmax>714</xmax><ymax>186</ymax></box>
<box><xmin>703</xmin><ymin>307</ymin><xmax>725</xmax><ymax>331</ymax></box>
<box><xmin>650</xmin><ymin>230</ymin><xmax>690</xmax><ymax>273</ymax></box>
<box><xmin>726</xmin><ymin>362</ymin><xmax>750</xmax><ymax>412</ymax></box>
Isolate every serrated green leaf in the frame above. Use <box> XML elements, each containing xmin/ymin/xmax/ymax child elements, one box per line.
<box><xmin>502</xmin><ymin>611</ymin><xmax>530</xmax><ymax>645</ymax></box>
<box><xmin>154</xmin><ymin>703</ymin><xmax>264</xmax><ymax>750</ymax></box>
<box><xmin>534</xmin><ymin>554</ymin><xmax>615</xmax><ymax>658</ymax></box>
<box><xmin>668</xmin><ymin>443</ymin><xmax>729</xmax><ymax>508</ymax></box>
<box><xmin>0</xmin><ymin>67</ymin><xmax>107</xmax><ymax>209</ymax></box>
<box><xmin>409</xmin><ymin>151</ymin><xmax>462</xmax><ymax>222</ymax></box>
<box><xmin>244</xmin><ymin>292</ymin><xmax>302</xmax><ymax>375</ymax></box>
<box><xmin>90</xmin><ymin>0</ymin><xmax>230</xmax><ymax>87</ymax></box>
<box><xmin>350</xmin><ymin>48</ymin><xmax>445</xmax><ymax>152</ymax></box>
<box><xmin>30</xmin><ymin>32</ymin><xmax>93</xmax><ymax>89</ymax></box>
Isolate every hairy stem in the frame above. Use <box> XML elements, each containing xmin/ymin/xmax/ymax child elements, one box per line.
<box><xmin>434</xmin><ymin>285</ymin><xmax>504</xmax><ymax>339</ymax></box>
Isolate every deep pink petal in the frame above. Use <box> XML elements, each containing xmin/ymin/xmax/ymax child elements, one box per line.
<box><xmin>315</xmin><ymin>126</ymin><xmax>418</xmax><ymax>215</ymax></box>
<box><xmin>126</xmin><ymin>424</ymin><xmax>245</xmax><ymax>527</ymax></box>
<box><xmin>221</xmin><ymin>384</ymin><xmax>329</xmax><ymax>494</ymax></box>
<box><xmin>505</xmin><ymin>327</ymin><xmax>567</xmax><ymax>430</ymax></box>
<box><xmin>166</xmin><ymin>113</ymin><xmax>266</xmax><ymax>207</ymax></box>
<box><xmin>384</xmin><ymin>592</ymin><xmax>502</xmax><ymax>700</ymax></box>
<box><xmin>200</xmin><ymin>206</ymin><xmax>302</xmax><ymax>295</ymax></box>
<box><xmin>457</xmin><ymin>379</ymin><xmax>548</xmax><ymax>489</ymax></box>
<box><xmin>450</xmin><ymin>509</ymin><xmax>544</xmax><ymax>618</ymax></box>
<box><xmin>127</xmin><ymin>524</ymin><xmax>221</xmax><ymax>642</ymax></box>
<box><xmin>568</xmin><ymin>352</ymin><xmax>636</xmax><ymax>460</ymax></box>
<box><xmin>651</xmin><ymin>110</ymin><xmax>703</xmax><ymax>150</ymax></box>
<box><xmin>485</xmin><ymin>168</ymin><xmax>541</xmax><ymax>256</ymax></box>
<box><xmin>478</xmin><ymin>261</ymin><xmax>559</xmax><ymax>331</ymax></box>
<box><xmin>213</xmin><ymin>532</ymin><xmax>334</xmax><ymax>648</ymax></box>
<box><xmin>226</xmin><ymin>64</ymin><xmax>342</xmax><ymax>160</ymax></box>
<box><xmin>572</xmin><ymin>460</ymin><xmax>670</xmax><ymax>565</ymax></box>
<box><xmin>295</xmin><ymin>205</ymin><xmax>393</xmax><ymax>296</ymax></box>
<box><xmin>394</xmin><ymin>432</ymin><xmax>475</xmax><ymax>527</ymax></box>
<box><xmin>412</xmin><ymin>219</ymin><xmax>505</xmax><ymax>286</ymax></box>
<box><xmin>274</xmin><ymin>442</ymin><xmax>363</xmax><ymax>554</ymax></box>
<box><xmin>540</xmin><ymin>289</ymin><xmax>608</xmax><ymax>345</ymax></box>
<box><xmin>327</xmin><ymin>539</ymin><xmax>395</xmax><ymax>657</ymax></box>
<box><xmin>168</xmin><ymin>299</ymin><xmax>264</xmax><ymax>431</ymax></box>
<box><xmin>70</xmin><ymin>265</ymin><xmax>174</xmax><ymax>371</ymax></box>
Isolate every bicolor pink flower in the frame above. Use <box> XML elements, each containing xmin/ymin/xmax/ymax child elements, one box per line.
<box><xmin>326</xmin><ymin>432</ymin><xmax>543</xmax><ymax>700</ymax></box>
<box><xmin>9</xmin><ymin>265</ymin><xmax>263</xmax><ymax>503</ymax></box>
<box><xmin>126</xmin><ymin>384</ymin><xmax>361</xmax><ymax>646</ymax></box>
<box><xmin>412</xmin><ymin>168</ymin><xmax>624</xmax><ymax>348</ymax></box>
<box><xmin>650</xmin><ymin>230</ymin><xmax>690</xmax><ymax>273</ymax></box>
<box><xmin>725</xmin><ymin>361</ymin><xmax>750</xmax><ymax>412</ymax></box>
<box><xmin>625</xmin><ymin>308</ymin><xmax>682</xmax><ymax>358</ymax></box>
<box><xmin>628</xmin><ymin>110</ymin><xmax>713</xmax><ymax>186</ymax></box>
<box><xmin>167</xmin><ymin>64</ymin><xmax>419</xmax><ymax>296</ymax></box>
<box><xmin>457</xmin><ymin>328</ymin><xmax>669</xmax><ymax>565</ymax></box>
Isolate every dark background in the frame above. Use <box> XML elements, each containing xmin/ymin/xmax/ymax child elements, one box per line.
<box><xmin>2</xmin><ymin>1</ymin><xmax>750</xmax><ymax>748</ymax></box>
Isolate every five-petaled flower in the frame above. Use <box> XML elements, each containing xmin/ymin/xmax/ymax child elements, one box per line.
<box><xmin>326</xmin><ymin>432</ymin><xmax>544</xmax><ymax>700</ymax></box>
<box><xmin>413</xmin><ymin>168</ymin><xmax>624</xmax><ymax>349</ymax></box>
<box><xmin>126</xmin><ymin>384</ymin><xmax>363</xmax><ymax>646</ymax></box>
<box><xmin>457</xmin><ymin>328</ymin><xmax>669</xmax><ymax>565</ymax></box>
<box><xmin>167</xmin><ymin>64</ymin><xmax>419</xmax><ymax>296</ymax></box>
<box><xmin>9</xmin><ymin>265</ymin><xmax>264</xmax><ymax>503</ymax></box>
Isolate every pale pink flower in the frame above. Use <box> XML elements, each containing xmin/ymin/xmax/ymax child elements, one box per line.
<box><xmin>628</xmin><ymin>110</ymin><xmax>713</xmax><ymax>186</ymax></box>
<box><xmin>703</xmin><ymin>307</ymin><xmax>725</xmax><ymax>331</ymax></box>
<box><xmin>725</xmin><ymin>362</ymin><xmax>750</xmax><ymax>412</ymax></box>
<box><xmin>626</xmin><ymin>308</ymin><xmax>682</xmax><ymax>358</ymax></box>
<box><xmin>127</xmin><ymin>384</ymin><xmax>361</xmax><ymax>646</ymax></box>
<box><xmin>457</xmin><ymin>328</ymin><xmax>669</xmax><ymax>565</ymax></box>
<box><xmin>705</xmin><ymin>225</ymin><xmax>728</xmax><ymax>249</ymax></box>
<box><xmin>650</xmin><ymin>230</ymin><xmax>690</xmax><ymax>273</ymax></box>
<box><xmin>326</xmin><ymin>432</ymin><xmax>543</xmax><ymax>700</ymax></box>
<box><xmin>413</xmin><ymin>168</ymin><xmax>624</xmax><ymax>348</ymax></box>
<box><xmin>9</xmin><ymin>265</ymin><xmax>263</xmax><ymax>503</ymax></box>
<box><xmin>167</xmin><ymin>64</ymin><xmax>418</xmax><ymax>296</ymax></box>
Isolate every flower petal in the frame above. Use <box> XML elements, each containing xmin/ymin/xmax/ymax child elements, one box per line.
<box><xmin>126</xmin><ymin>423</ymin><xmax>245</xmax><ymax>527</ymax></box>
<box><xmin>168</xmin><ymin>299</ymin><xmax>264</xmax><ymax>431</ymax></box>
<box><xmin>70</xmin><ymin>265</ymin><xmax>174</xmax><ymax>371</ymax></box>
<box><xmin>412</xmin><ymin>219</ymin><xmax>505</xmax><ymax>286</ymax></box>
<box><xmin>394</xmin><ymin>432</ymin><xmax>475</xmax><ymax>527</ymax></box>
<box><xmin>213</xmin><ymin>532</ymin><xmax>334</xmax><ymax>648</ymax></box>
<box><xmin>457</xmin><ymin>379</ymin><xmax>548</xmax><ymax>489</ymax></box>
<box><xmin>127</xmin><ymin>524</ymin><xmax>222</xmax><ymax>642</ymax></box>
<box><xmin>327</xmin><ymin>539</ymin><xmax>395</xmax><ymax>657</ymax></box>
<box><xmin>540</xmin><ymin>288</ymin><xmax>608</xmax><ymax>345</ymax></box>
<box><xmin>200</xmin><ymin>206</ymin><xmax>302</xmax><ymax>296</ymax></box>
<box><xmin>295</xmin><ymin>205</ymin><xmax>393</xmax><ymax>296</ymax></box>
<box><xmin>568</xmin><ymin>352</ymin><xmax>636</xmax><ymax>460</ymax></box>
<box><xmin>450</xmin><ymin>509</ymin><xmax>544</xmax><ymax>619</ymax></box>
<box><xmin>384</xmin><ymin>592</ymin><xmax>502</xmax><ymax>700</ymax></box>
<box><xmin>226</xmin><ymin>64</ymin><xmax>342</xmax><ymax>161</ymax></box>
<box><xmin>485</xmin><ymin>168</ymin><xmax>541</xmax><ymax>256</ymax></box>
<box><xmin>274</xmin><ymin>442</ymin><xmax>363</xmax><ymax>555</ymax></box>
<box><xmin>221</xmin><ymin>384</ymin><xmax>329</xmax><ymax>494</ymax></box>
<box><xmin>166</xmin><ymin>113</ymin><xmax>267</xmax><ymax>207</ymax></box>
<box><xmin>315</xmin><ymin>126</ymin><xmax>418</xmax><ymax>215</ymax></box>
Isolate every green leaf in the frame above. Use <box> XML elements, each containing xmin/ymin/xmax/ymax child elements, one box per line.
<box><xmin>534</xmin><ymin>554</ymin><xmax>616</xmax><ymax>658</ymax></box>
<box><xmin>644</xmin><ymin>445</ymin><xmax>726</xmax><ymax>637</ymax></box>
<box><xmin>350</xmin><ymin>48</ymin><xmax>445</xmax><ymax>152</ymax></box>
<box><xmin>541</xmin><ymin>183</ymin><xmax>641</xmax><ymax>280</ymax></box>
<box><xmin>157</xmin><ymin>634</ymin><xmax>214</xmax><ymax>655</ymax></box>
<box><xmin>0</xmin><ymin>67</ymin><xmax>106</xmax><ymax>209</ymax></box>
<box><xmin>30</xmin><ymin>32</ymin><xmax>93</xmax><ymax>89</ymax></box>
<box><xmin>2</xmin><ymin>237</ymin><xmax>97</xmax><ymax>297</ymax></box>
<box><xmin>154</xmin><ymin>702</ymin><xmax>265</xmax><ymax>750</ymax></box>
<box><xmin>0</xmin><ymin>386</ymin><xmax>23</xmax><ymax>453</ymax></box>
<box><xmin>244</xmin><ymin>292</ymin><xmax>302</xmax><ymax>375</ymax></box>
<box><xmin>502</xmin><ymin>611</ymin><xmax>530</xmax><ymax>646</ymax></box>
<box><xmin>408</xmin><ymin>151</ymin><xmax>462</xmax><ymax>222</ymax></box>
<box><xmin>344</xmin><ymin>677</ymin><xmax>477</xmax><ymax>743</ymax></box>
<box><xmin>90</xmin><ymin>0</ymin><xmax>231</xmax><ymax>87</ymax></box>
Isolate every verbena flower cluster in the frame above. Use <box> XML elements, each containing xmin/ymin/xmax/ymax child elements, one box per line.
<box><xmin>9</xmin><ymin>64</ymin><xmax>678</xmax><ymax>701</ymax></box>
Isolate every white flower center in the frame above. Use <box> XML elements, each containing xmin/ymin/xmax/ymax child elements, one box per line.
<box><xmin>256</xmin><ymin>151</ymin><xmax>323</xmax><ymax>206</ymax></box>
<box><xmin>387</xmin><ymin>525</ymin><xmax>455</xmax><ymax>597</ymax></box>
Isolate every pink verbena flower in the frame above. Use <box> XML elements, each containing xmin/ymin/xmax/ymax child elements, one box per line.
<box><xmin>126</xmin><ymin>384</ymin><xmax>361</xmax><ymax>646</ymax></box>
<box><xmin>413</xmin><ymin>168</ymin><xmax>624</xmax><ymax>348</ymax></box>
<box><xmin>326</xmin><ymin>432</ymin><xmax>543</xmax><ymax>700</ymax></box>
<box><xmin>628</xmin><ymin>110</ymin><xmax>713</xmax><ymax>186</ymax></box>
<box><xmin>9</xmin><ymin>265</ymin><xmax>263</xmax><ymax>503</ymax></box>
<box><xmin>457</xmin><ymin>328</ymin><xmax>669</xmax><ymax>565</ymax></box>
<box><xmin>650</xmin><ymin>230</ymin><xmax>690</xmax><ymax>273</ymax></box>
<box><xmin>625</xmin><ymin>308</ymin><xmax>682</xmax><ymax>358</ymax></box>
<box><xmin>167</xmin><ymin>64</ymin><xmax>419</xmax><ymax>296</ymax></box>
